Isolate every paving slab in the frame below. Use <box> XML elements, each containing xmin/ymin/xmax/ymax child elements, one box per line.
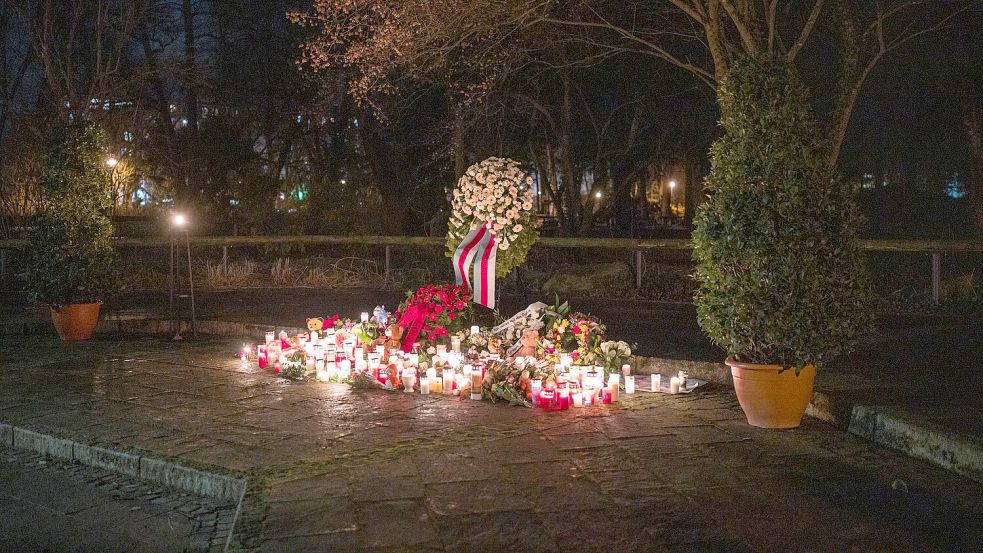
<box><xmin>1</xmin><ymin>335</ymin><xmax>982</xmax><ymax>552</ymax></box>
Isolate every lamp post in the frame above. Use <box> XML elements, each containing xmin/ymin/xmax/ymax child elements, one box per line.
<box><xmin>169</xmin><ymin>213</ymin><xmax>197</xmax><ymax>340</ymax></box>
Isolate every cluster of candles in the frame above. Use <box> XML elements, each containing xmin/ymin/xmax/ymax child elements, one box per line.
<box><xmin>246</xmin><ymin>315</ymin><xmax>692</xmax><ymax>405</ymax></box>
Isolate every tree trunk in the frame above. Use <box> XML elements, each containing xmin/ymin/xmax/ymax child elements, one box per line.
<box><xmin>181</xmin><ymin>0</ymin><xmax>199</xmax><ymax>132</ymax></box>
<box><xmin>559</xmin><ymin>72</ymin><xmax>580</xmax><ymax>234</ymax></box>
<box><xmin>453</xmin><ymin>107</ymin><xmax>467</xmax><ymax>178</ymax></box>
<box><xmin>963</xmin><ymin>107</ymin><xmax>983</xmax><ymax>233</ymax></box>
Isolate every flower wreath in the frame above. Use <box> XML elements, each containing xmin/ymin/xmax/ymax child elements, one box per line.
<box><xmin>445</xmin><ymin>157</ymin><xmax>540</xmax><ymax>278</ymax></box>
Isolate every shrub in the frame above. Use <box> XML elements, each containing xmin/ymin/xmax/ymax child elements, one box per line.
<box><xmin>24</xmin><ymin>123</ymin><xmax>119</xmax><ymax>306</ymax></box>
<box><xmin>692</xmin><ymin>56</ymin><xmax>873</xmax><ymax>370</ymax></box>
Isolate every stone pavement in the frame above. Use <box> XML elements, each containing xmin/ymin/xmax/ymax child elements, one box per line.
<box><xmin>1</xmin><ymin>336</ymin><xmax>982</xmax><ymax>552</ymax></box>
<box><xmin>0</xmin><ymin>445</ymin><xmax>236</xmax><ymax>552</ymax></box>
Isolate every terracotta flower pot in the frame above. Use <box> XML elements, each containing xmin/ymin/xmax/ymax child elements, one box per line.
<box><xmin>726</xmin><ymin>358</ymin><xmax>815</xmax><ymax>429</ymax></box>
<box><xmin>50</xmin><ymin>302</ymin><xmax>102</xmax><ymax>341</ymax></box>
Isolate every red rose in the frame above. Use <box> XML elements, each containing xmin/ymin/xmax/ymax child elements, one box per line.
<box><xmin>429</xmin><ymin>313</ymin><xmax>438</xmax><ymax>321</ymax></box>
<box><xmin>448</xmin><ymin>312</ymin><xmax>456</xmax><ymax>320</ymax></box>
<box><xmin>434</xmin><ymin>305</ymin><xmax>443</xmax><ymax>314</ymax></box>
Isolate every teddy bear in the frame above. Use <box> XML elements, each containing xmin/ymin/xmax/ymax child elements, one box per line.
<box><xmin>306</xmin><ymin>317</ymin><xmax>324</xmax><ymax>332</ymax></box>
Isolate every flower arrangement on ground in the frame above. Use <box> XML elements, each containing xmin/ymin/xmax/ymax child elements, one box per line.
<box><xmin>445</xmin><ymin>157</ymin><xmax>540</xmax><ymax>278</ymax></box>
<box><xmin>541</xmin><ymin>312</ymin><xmax>607</xmax><ymax>365</ymax></box>
<box><xmin>392</xmin><ymin>283</ymin><xmax>473</xmax><ymax>347</ymax></box>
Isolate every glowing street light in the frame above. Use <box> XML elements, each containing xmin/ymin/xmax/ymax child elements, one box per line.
<box><xmin>595</xmin><ymin>191</ymin><xmax>602</xmax><ymax>199</ymax></box>
<box><xmin>668</xmin><ymin>180</ymin><xmax>677</xmax><ymax>190</ymax></box>
<box><xmin>105</xmin><ymin>157</ymin><xmax>118</xmax><ymax>168</ymax></box>
<box><xmin>172</xmin><ymin>213</ymin><xmax>187</xmax><ymax>227</ymax></box>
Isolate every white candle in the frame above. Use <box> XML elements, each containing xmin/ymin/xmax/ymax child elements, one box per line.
<box><xmin>608</xmin><ymin>374</ymin><xmax>620</xmax><ymax>402</ymax></box>
<box><xmin>420</xmin><ymin>376</ymin><xmax>430</xmax><ymax>394</ymax></box>
<box><xmin>651</xmin><ymin>373</ymin><xmax>661</xmax><ymax>392</ymax></box>
<box><xmin>265</xmin><ymin>331</ymin><xmax>275</xmax><ymax>345</ymax></box>
<box><xmin>316</xmin><ymin>359</ymin><xmax>327</xmax><ymax>381</ymax></box>
<box><xmin>625</xmin><ymin>375</ymin><xmax>635</xmax><ymax>394</ymax></box>
<box><xmin>669</xmin><ymin>377</ymin><xmax>681</xmax><ymax>394</ymax></box>
<box><xmin>338</xmin><ymin>359</ymin><xmax>352</xmax><ymax>381</ymax></box>
<box><xmin>361</xmin><ymin>312</ymin><xmax>369</xmax><ymax>323</ymax></box>
<box><xmin>470</xmin><ymin>325</ymin><xmax>480</xmax><ymax>336</ymax></box>
<box><xmin>572</xmin><ymin>391</ymin><xmax>583</xmax><ymax>407</ymax></box>
<box><xmin>622</xmin><ymin>363</ymin><xmax>631</xmax><ymax>376</ymax></box>
<box><xmin>451</xmin><ymin>336</ymin><xmax>462</xmax><ymax>354</ymax></box>
<box><xmin>442</xmin><ymin>368</ymin><xmax>454</xmax><ymax>394</ymax></box>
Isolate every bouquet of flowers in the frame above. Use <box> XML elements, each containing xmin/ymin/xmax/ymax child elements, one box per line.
<box><xmin>446</xmin><ymin>157</ymin><xmax>540</xmax><ymax>277</ymax></box>
<box><xmin>392</xmin><ymin>283</ymin><xmax>473</xmax><ymax>344</ymax></box>
<box><xmin>542</xmin><ymin>311</ymin><xmax>607</xmax><ymax>365</ymax></box>
<box><xmin>279</xmin><ymin>349</ymin><xmax>308</xmax><ymax>380</ymax></box>
<box><xmin>599</xmin><ymin>340</ymin><xmax>632</xmax><ymax>377</ymax></box>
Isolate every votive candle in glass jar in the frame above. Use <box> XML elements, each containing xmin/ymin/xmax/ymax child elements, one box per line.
<box><xmin>625</xmin><ymin>375</ymin><xmax>635</xmax><ymax>394</ymax></box>
<box><xmin>572</xmin><ymin>390</ymin><xmax>583</xmax><ymax>407</ymax></box>
<box><xmin>602</xmin><ymin>389</ymin><xmax>613</xmax><ymax>404</ymax></box>
<box><xmin>451</xmin><ymin>336</ymin><xmax>462</xmax><ymax>354</ymax></box>
<box><xmin>608</xmin><ymin>374</ymin><xmax>620</xmax><ymax>402</ymax></box>
<box><xmin>622</xmin><ymin>363</ymin><xmax>631</xmax><ymax>376</ymax></box>
<box><xmin>470</xmin><ymin>325</ymin><xmax>480</xmax><ymax>336</ymax></box>
<box><xmin>651</xmin><ymin>373</ymin><xmax>661</xmax><ymax>392</ymax></box>
<box><xmin>669</xmin><ymin>376</ymin><xmax>681</xmax><ymax>394</ymax></box>
<box><xmin>420</xmin><ymin>376</ymin><xmax>430</xmax><ymax>395</ymax></box>
<box><xmin>442</xmin><ymin>368</ymin><xmax>454</xmax><ymax>394</ymax></box>
<box><xmin>402</xmin><ymin>367</ymin><xmax>416</xmax><ymax>392</ymax></box>
<box><xmin>361</xmin><ymin>311</ymin><xmax>369</xmax><ymax>323</ymax></box>
<box><xmin>470</xmin><ymin>368</ymin><xmax>483</xmax><ymax>400</ymax></box>
<box><xmin>265</xmin><ymin>331</ymin><xmax>275</xmax><ymax>345</ymax></box>
<box><xmin>531</xmin><ymin>379</ymin><xmax>543</xmax><ymax>406</ymax></box>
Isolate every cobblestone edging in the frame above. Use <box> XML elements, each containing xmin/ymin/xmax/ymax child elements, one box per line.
<box><xmin>0</xmin><ymin>422</ymin><xmax>248</xmax><ymax>552</ymax></box>
<box><xmin>848</xmin><ymin>405</ymin><xmax>983</xmax><ymax>484</ymax></box>
<box><xmin>0</xmin><ymin>446</ymin><xmax>239</xmax><ymax>552</ymax></box>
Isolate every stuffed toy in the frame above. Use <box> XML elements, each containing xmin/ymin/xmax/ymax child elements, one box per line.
<box><xmin>306</xmin><ymin>317</ymin><xmax>324</xmax><ymax>332</ymax></box>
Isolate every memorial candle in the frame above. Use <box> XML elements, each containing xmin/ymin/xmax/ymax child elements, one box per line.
<box><xmin>451</xmin><ymin>336</ymin><xmax>462</xmax><ymax>354</ymax></box>
<box><xmin>558</xmin><ymin>388</ymin><xmax>570</xmax><ymax>410</ymax></box>
<box><xmin>571</xmin><ymin>391</ymin><xmax>583</xmax><ymax>407</ymax></box>
<box><xmin>651</xmin><ymin>374</ymin><xmax>661</xmax><ymax>393</ymax></box>
<box><xmin>470</xmin><ymin>368</ymin><xmax>483</xmax><ymax>400</ymax></box>
<box><xmin>470</xmin><ymin>325</ymin><xmax>480</xmax><ymax>336</ymax></box>
<box><xmin>625</xmin><ymin>375</ymin><xmax>635</xmax><ymax>394</ymax></box>
<box><xmin>442</xmin><ymin>368</ymin><xmax>454</xmax><ymax>395</ymax></box>
<box><xmin>531</xmin><ymin>379</ymin><xmax>543</xmax><ymax>406</ymax></box>
<box><xmin>608</xmin><ymin>374</ymin><xmax>620</xmax><ymax>402</ymax></box>
<box><xmin>361</xmin><ymin>312</ymin><xmax>369</xmax><ymax>323</ymax></box>
<box><xmin>265</xmin><ymin>331</ymin><xmax>275</xmax><ymax>345</ymax></box>
<box><xmin>420</xmin><ymin>376</ymin><xmax>430</xmax><ymax>395</ymax></box>
<box><xmin>669</xmin><ymin>377</ymin><xmax>681</xmax><ymax>394</ymax></box>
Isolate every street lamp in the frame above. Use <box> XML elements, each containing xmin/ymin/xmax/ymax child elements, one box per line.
<box><xmin>169</xmin><ymin>212</ymin><xmax>197</xmax><ymax>340</ymax></box>
<box><xmin>595</xmin><ymin>191</ymin><xmax>602</xmax><ymax>199</ymax></box>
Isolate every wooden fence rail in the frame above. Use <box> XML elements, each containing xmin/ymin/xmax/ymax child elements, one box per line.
<box><xmin>2</xmin><ymin>236</ymin><xmax>982</xmax><ymax>304</ymax></box>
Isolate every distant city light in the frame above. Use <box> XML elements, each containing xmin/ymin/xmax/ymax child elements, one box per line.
<box><xmin>340</xmin><ymin>179</ymin><xmax>346</xmax><ymax>185</ymax></box>
<box><xmin>105</xmin><ymin>157</ymin><xmax>118</xmax><ymax>168</ymax></box>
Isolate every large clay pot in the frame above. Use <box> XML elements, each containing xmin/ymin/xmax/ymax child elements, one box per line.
<box><xmin>50</xmin><ymin>302</ymin><xmax>102</xmax><ymax>341</ymax></box>
<box><xmin>726</xmin><ymin>358</ymin><xmax>815</xmax><ymax>429</ymax></box>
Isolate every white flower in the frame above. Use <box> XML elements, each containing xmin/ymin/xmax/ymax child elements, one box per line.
<box><xmin>523</xmin><ymin>201</ymin><xmax>533</xmax><ymax>210</ymax></box>
<box><xmin>513</xmin><ymin>224</ymin><xmax>523</xmax><ymax>232</ymax></box>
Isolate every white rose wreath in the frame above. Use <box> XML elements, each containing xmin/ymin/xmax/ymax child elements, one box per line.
<box><xmin>445</xmin><ymin>157</ymin><xmax>540</xmax><ymax>278</ymax></box>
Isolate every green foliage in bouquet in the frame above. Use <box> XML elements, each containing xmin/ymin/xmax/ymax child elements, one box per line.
<box><xmin>24</xmin><ymin>122</ymin><xmax>119</xmax><ymax>307</ymax></box>
<box><xmin>692</xmin><ymin>56</ymin><xmax>873</xmax><ymax>370</ymax></box>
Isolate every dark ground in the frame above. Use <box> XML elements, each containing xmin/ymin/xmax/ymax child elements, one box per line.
<box><xmin>1</xmin><ymin>335</ymin><xmax>981</xmax><ymax>552</ymax></box>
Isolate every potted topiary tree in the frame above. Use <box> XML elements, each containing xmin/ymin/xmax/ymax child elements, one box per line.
<box><xmin>24</xmin><ymin>122</ymin><xmax>119</xmax><ymax>341</ymax></box>
<box><xmin>692</xmin><ymin>56</ymin><xmax>873</xmax><ymax>429</ymax></box>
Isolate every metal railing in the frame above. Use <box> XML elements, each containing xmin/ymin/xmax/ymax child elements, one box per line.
<box><xmin>2</xmin><ymin>236</ymin><xmax>982</xmax><ymax>304</ymax></box>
